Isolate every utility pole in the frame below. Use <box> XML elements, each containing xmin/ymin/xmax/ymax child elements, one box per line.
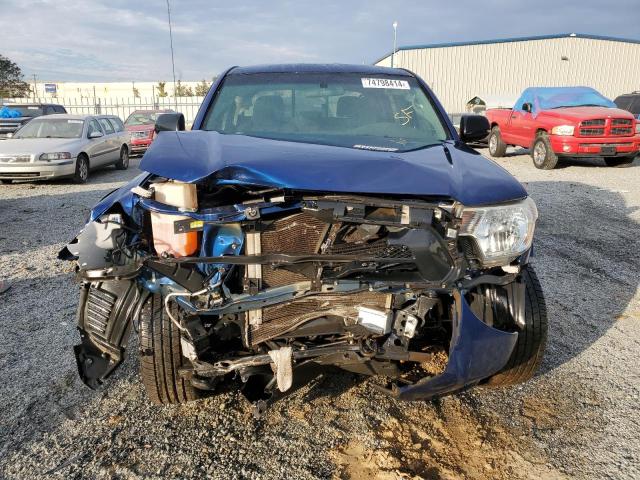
<box><xmin>32</xmin><ymin>74</ymin><xmax>37</xmax><ymax>100</ymax></box>
<box><xmin>166</xmin><ymin>0</ymin><xmax>178</xmax><ymax>109</ymax></box>
<box><xmin>392</xmin><ymin>21</ymin><xmax>398</xmax><ymax>68</ymax></box>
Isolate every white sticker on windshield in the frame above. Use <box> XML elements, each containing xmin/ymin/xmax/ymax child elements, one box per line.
<box><xmin>68</xmin><ymin>120</ymin><xmax>83</xmax><ymax>124</ymax></box>
<box><xmin>361</xmin><ymin>78</ymin><xmax>410</xmax><ymax>89</ymax></box>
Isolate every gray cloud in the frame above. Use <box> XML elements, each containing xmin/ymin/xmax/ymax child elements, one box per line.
<box><xmin>2</xmin><ymin>0</ymin><xmax>639</xmax><ymax>81</ymax></box>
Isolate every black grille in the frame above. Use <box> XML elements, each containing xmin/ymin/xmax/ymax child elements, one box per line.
<box><xmin>581</xmin><ymin>119</ymin><xmax>605</xmax><ymax>126</ymax></box>
<box><xmin>580</xmin><ymin>127</ymin><xmax>605</xmax><ymax>136</ymax></box>
<box><xmin>328</xmin><ymin>237</ymin><xmax>412</xmax><ymax>259</ymax></box>
<box><xmin>611</xmin><ymin>127</ymin><xmax>633</xmax><ymax>135</ymax></box>
<box><xmin>85</xmin><ymin>288</ymin><xmax>116</xmax><ymax>339</ymax></box>
<box><xmin>612</xmin><ymin>118</ymin><xmax>632</xmax><ymax>126</ymax></box>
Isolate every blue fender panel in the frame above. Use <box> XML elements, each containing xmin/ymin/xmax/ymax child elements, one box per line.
<box><xmin>394</xmin><ymin>291</ymin><xmax>518</xmax><ymax>401</ymax></box>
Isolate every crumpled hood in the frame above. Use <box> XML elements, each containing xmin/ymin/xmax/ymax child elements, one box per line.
<box><xmin>140</xmin><ymin>131</ymin><xmax>527</xmax><ymax>206</ymax></box>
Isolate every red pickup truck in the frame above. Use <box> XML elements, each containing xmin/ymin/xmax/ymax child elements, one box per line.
<box><xmin>486</xmin><ymin>87</ymin><xmax>640</xmax><ymax>169</ymax></box>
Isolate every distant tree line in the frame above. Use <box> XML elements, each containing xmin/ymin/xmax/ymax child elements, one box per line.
<box><xmin>155</xmin><ymin>77</ymin><xmax>216</xmax><ymax>97</ymax></box>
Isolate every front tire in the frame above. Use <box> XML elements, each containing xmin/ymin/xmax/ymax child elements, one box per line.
<box><xmin>604</xmin><ymin>155</ymin><xmax>636</xmax><ymax>168</ymax></box>
<box><xmin>473</xmin><ymin>265</ymin><xmax>548</xmax><ymax>387</ymax></box>
<box><xmin>138</xmin><ymin>293</ymin><xmax>201</xmax><ymax>404</ymax></box>
<box><xmin>73</xmin><ymin>154</ymin><xmax>89</xmax><ymax>183</ymax></box>
<box><xmin>115</xmin><ymin>146</ymin><xmax>129</xmax><ymax>170</ymax></box>
<box><xmin>531</xmin><ymin>133</ymin><xmax>558</xmax><ymax>169</ymax></box>
<box><xmin>488</xmin><ymin>126</ymin><xmax>507</xmax><ymax>157</ymax></box>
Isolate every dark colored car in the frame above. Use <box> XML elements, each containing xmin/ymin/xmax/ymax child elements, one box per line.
<box><xmin>0</xmin><ymin>103</ymin><xmax>67</xmax><ymax>139</ymax></box>
<box><xmin>60</xmin><ymin>64</ymin><xmax>547</xmax><ymax>414</ymax></box>
<box><xmin>614</xmin><ymin>91</ymin><xmax>640</xmax><ymax>119</ymax></box>
<box><xmin>124</xmin><ymin>109</ymin><xmax>175</xmax><ymax>155</ymax></box>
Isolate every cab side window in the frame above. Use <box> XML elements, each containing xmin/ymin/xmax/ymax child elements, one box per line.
<box><xmin>108</xmin><ymin>118</ymin><xmax>124</xmax><ymax>132</ymax></box>
<box><xmin>98</xmin><ymin>118</ymin><xmax>115</xmax><ymax>135</ymax></box>
<box><xmin>87</xmin><ymin>119</ymin><xmax>103</xmax><ymax>137</ymax></box>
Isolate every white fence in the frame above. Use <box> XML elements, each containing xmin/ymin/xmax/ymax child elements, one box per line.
<box><xmin>1</xmin><ymin>96</ymin><xmax>206</xmax><ymax>124</ymax></box>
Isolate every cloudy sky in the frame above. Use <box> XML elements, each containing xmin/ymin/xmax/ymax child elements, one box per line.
<box><xmin>2</xmin><ymin>0</ymin><xmax>639</xmax><ymax>82</ymax></box>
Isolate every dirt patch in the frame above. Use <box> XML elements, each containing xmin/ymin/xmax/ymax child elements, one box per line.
<box><xmin>331</xmin><ymin>397</ymin><xmax>570</xmax><ymax>480</ymax></box>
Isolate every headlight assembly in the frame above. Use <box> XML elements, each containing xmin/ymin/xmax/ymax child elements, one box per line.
<box><xmin>40</xmin><ymin>152</ymin><xmax>72</xmax><ymax>161</ymax></box>
<box><xmin>460</xmin><ymin>197</ymin><xmax>538</xmax><ymax>266</ymax></box>
<box><xmin>551</xmin><ymin>125</ymin><xmax>575</xmax><ymax>136</ymax></box>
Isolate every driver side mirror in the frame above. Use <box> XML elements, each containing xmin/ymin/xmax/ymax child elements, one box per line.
<box><xmin>459</xmin><ymin>114</ymin><xmax>490</xmax><ymax>143</ymax></box>
<box><xmin>89</xmin><ymin>131</ymin><xmax>103</xmax><ymax>139</ymax></box>
<box><xmin>155</xmin><ymin>113</ymin><xmax>185</xmax><ymax>133</ymax></box>
<box><xmin>522</xmin><ymin>102</ymin><xmax>532</xmax><ymax>113</ymax></box>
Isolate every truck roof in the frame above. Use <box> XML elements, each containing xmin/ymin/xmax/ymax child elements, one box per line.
<box><xmin>229</xmin><ymin>63</ymin><xmax>412</xmax><ymax>76</ymax></box>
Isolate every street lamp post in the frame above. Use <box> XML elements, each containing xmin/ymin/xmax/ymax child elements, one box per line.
<box><xmin>392</xmin><ymin>21</ymin><xmax>398</xmax><ymax>68</ymax></box>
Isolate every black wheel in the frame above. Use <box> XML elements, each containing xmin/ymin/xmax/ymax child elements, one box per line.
<box><xmin>604</xmin><ymin>155</ymin><xmax>636</xmax><ymax>168</ymax></box>
<box><xmin>471</xmin><ymin>265</ymin><xmax>548</xmax><ymax>387</ymax></box>
<box><xmin>138</xmin><ymin>293</ymin><xmax>201</xmax><ymax>404</ymax></box>
<box><xmin>488</xmin><ymin>126</ymin><xmax>507</xmax><ymax>157</ymax></box>
<box><xmin>115</xmin><ymin>146</ymin><xmax>129</xmax><ymax>170</ymax></box>
<box><xmin>531</xmin><ymin>133</ymin><xmax>558</xmax><ymax>169</ymax></box>
<box><xmin>1</xmin><ymin>179</ymin><xmax>12</xmax><ymax>184</ymax></box>
<box><xmin>73</xmin><ymin>154</ymin><xmax>89</xmax><ymax>183</ymax></box>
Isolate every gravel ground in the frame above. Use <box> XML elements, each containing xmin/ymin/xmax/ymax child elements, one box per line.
<box><xmin>0</xmin><ymin>150</ymin><xmax>639</xmax><ymax>480</ymax></box>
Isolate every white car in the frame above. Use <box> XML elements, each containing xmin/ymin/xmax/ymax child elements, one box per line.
<box><xmin>0</xmin><ymin>114</ymin><xmax>131</xmax><ymax>183</ymax></box>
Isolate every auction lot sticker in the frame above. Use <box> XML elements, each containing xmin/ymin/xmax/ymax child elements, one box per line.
<box><xmin>361</xmin><ymin>78</ymin><xmax>410</xmax><ymax>89</ymax></box>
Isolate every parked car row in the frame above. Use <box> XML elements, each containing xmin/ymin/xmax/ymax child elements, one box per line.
<box><xmin>0</xmin><ymin>105</ymin><xmax>177</xmax><ymax>183</ymax></box>
<box><xmin>485</xmin><ymin>87</ymin><xmax>640</xmax><ymax>169</ymax></box>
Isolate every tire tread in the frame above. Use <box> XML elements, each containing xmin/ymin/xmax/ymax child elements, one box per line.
<box><xmin>139</xmin><ymin>293</ymin><xmax>200</xmax><ymax>404</ymax></box>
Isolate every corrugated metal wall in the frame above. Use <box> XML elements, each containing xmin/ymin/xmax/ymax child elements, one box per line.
<box><xmin>376</xmin><ymin>37</ymin><xmax>640</xmax><ymax>112</ymax></box>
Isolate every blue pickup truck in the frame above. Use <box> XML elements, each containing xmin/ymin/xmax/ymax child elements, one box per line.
<box><xmin>60</xmin><ymin>64</ymin><xmax>546</xmax><ymax>413</ymax></box>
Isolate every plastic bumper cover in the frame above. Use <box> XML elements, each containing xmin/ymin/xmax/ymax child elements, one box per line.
<box><xmin>387</xmin><ymin>290</ymin><xmax>518</xmax><ymax>401</ymax></box>
<box><xmin>0</xmin><ymin>159</ymin><xmax>76</xmax><ymax>179</ymax></box>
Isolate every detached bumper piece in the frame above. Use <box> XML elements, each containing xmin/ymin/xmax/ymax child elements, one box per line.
<box><xmin>74</xmin><ymin>280</ymin><xmax>141</xmax><ymax>389</ymax></box>
<box><xmin>382</xmin><ymin>291</ymin><xmax>518</xmax><ymax>401</ymax></box>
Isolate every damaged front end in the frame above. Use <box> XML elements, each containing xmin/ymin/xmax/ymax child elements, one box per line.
<box><xmin>60</xmin><ymin>172</ymin><xmax>538</xmax><ymax>411</ymax></box>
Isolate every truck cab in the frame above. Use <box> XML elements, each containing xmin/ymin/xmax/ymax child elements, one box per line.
<box><xmin>485</xmin><ymin>87</ymin><xmax>640</xmax><ymax>169</ymax></box>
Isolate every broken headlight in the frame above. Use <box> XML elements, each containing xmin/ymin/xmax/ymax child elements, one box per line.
<box><xmin>459</xmin><ymin>197</ymin><xmax>538</xmax><ymax>266</ymax></box>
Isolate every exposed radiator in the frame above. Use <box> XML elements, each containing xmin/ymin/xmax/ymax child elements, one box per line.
<box><xmin>245</xmin><ymin>211</ymin><xmax>398</xmax><ymax>345</ymax></box>
<box><xmin>249</xmin><ymin>291</ymin><xmax>390</xmax><ymax>345</ymax></box>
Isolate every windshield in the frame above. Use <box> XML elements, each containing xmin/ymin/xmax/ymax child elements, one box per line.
<box><xmin>515</xmin><ymin>87</ymin><xmax>616</xmax><ymax>114</ymax></box>
<box><xmin>7</xmin><ymin>105</ymin><xmax>44</xmax><ymax>117</ymax></box>
<box><xmin>15</xmin><ymin>118</ymin><xmax>84</xmax><ymax>139</ymax></box>
<box><xmin>202</xmin><ymin>73</ymin><xmax>449</xmax><ymax>151</ymax></box>
<box><xmin>125</xmin><ymin>111</ymin><xmax>168</xmax><ymax>126</ymax></box>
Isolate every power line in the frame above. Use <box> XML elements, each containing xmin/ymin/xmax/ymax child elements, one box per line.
<box><xmin>166</xmin><ymin>0</ymin><xmax>177</xmax><ymax>108</ymax></box>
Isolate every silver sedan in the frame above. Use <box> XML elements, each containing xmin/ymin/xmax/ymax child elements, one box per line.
<box><xmin>0</xmin><ymin>114</ymin><xmax>131</xmax><ymax>183</ymax></box>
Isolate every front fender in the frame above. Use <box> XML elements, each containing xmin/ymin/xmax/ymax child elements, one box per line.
<box><xmin>90</xmin><ymin>172</ymin><xmax>149</xmax><ymax>221</ymax></box>
<box><xmin>389</xmin><ymin>290</ymin><xmax>518</xmax><ymax>401</ymax></box>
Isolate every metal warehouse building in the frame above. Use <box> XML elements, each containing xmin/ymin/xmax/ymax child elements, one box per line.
<box><xmin>375</xmin><ymin>33</ymin><xmax>640</xmax><ymax>113</ymax></box>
